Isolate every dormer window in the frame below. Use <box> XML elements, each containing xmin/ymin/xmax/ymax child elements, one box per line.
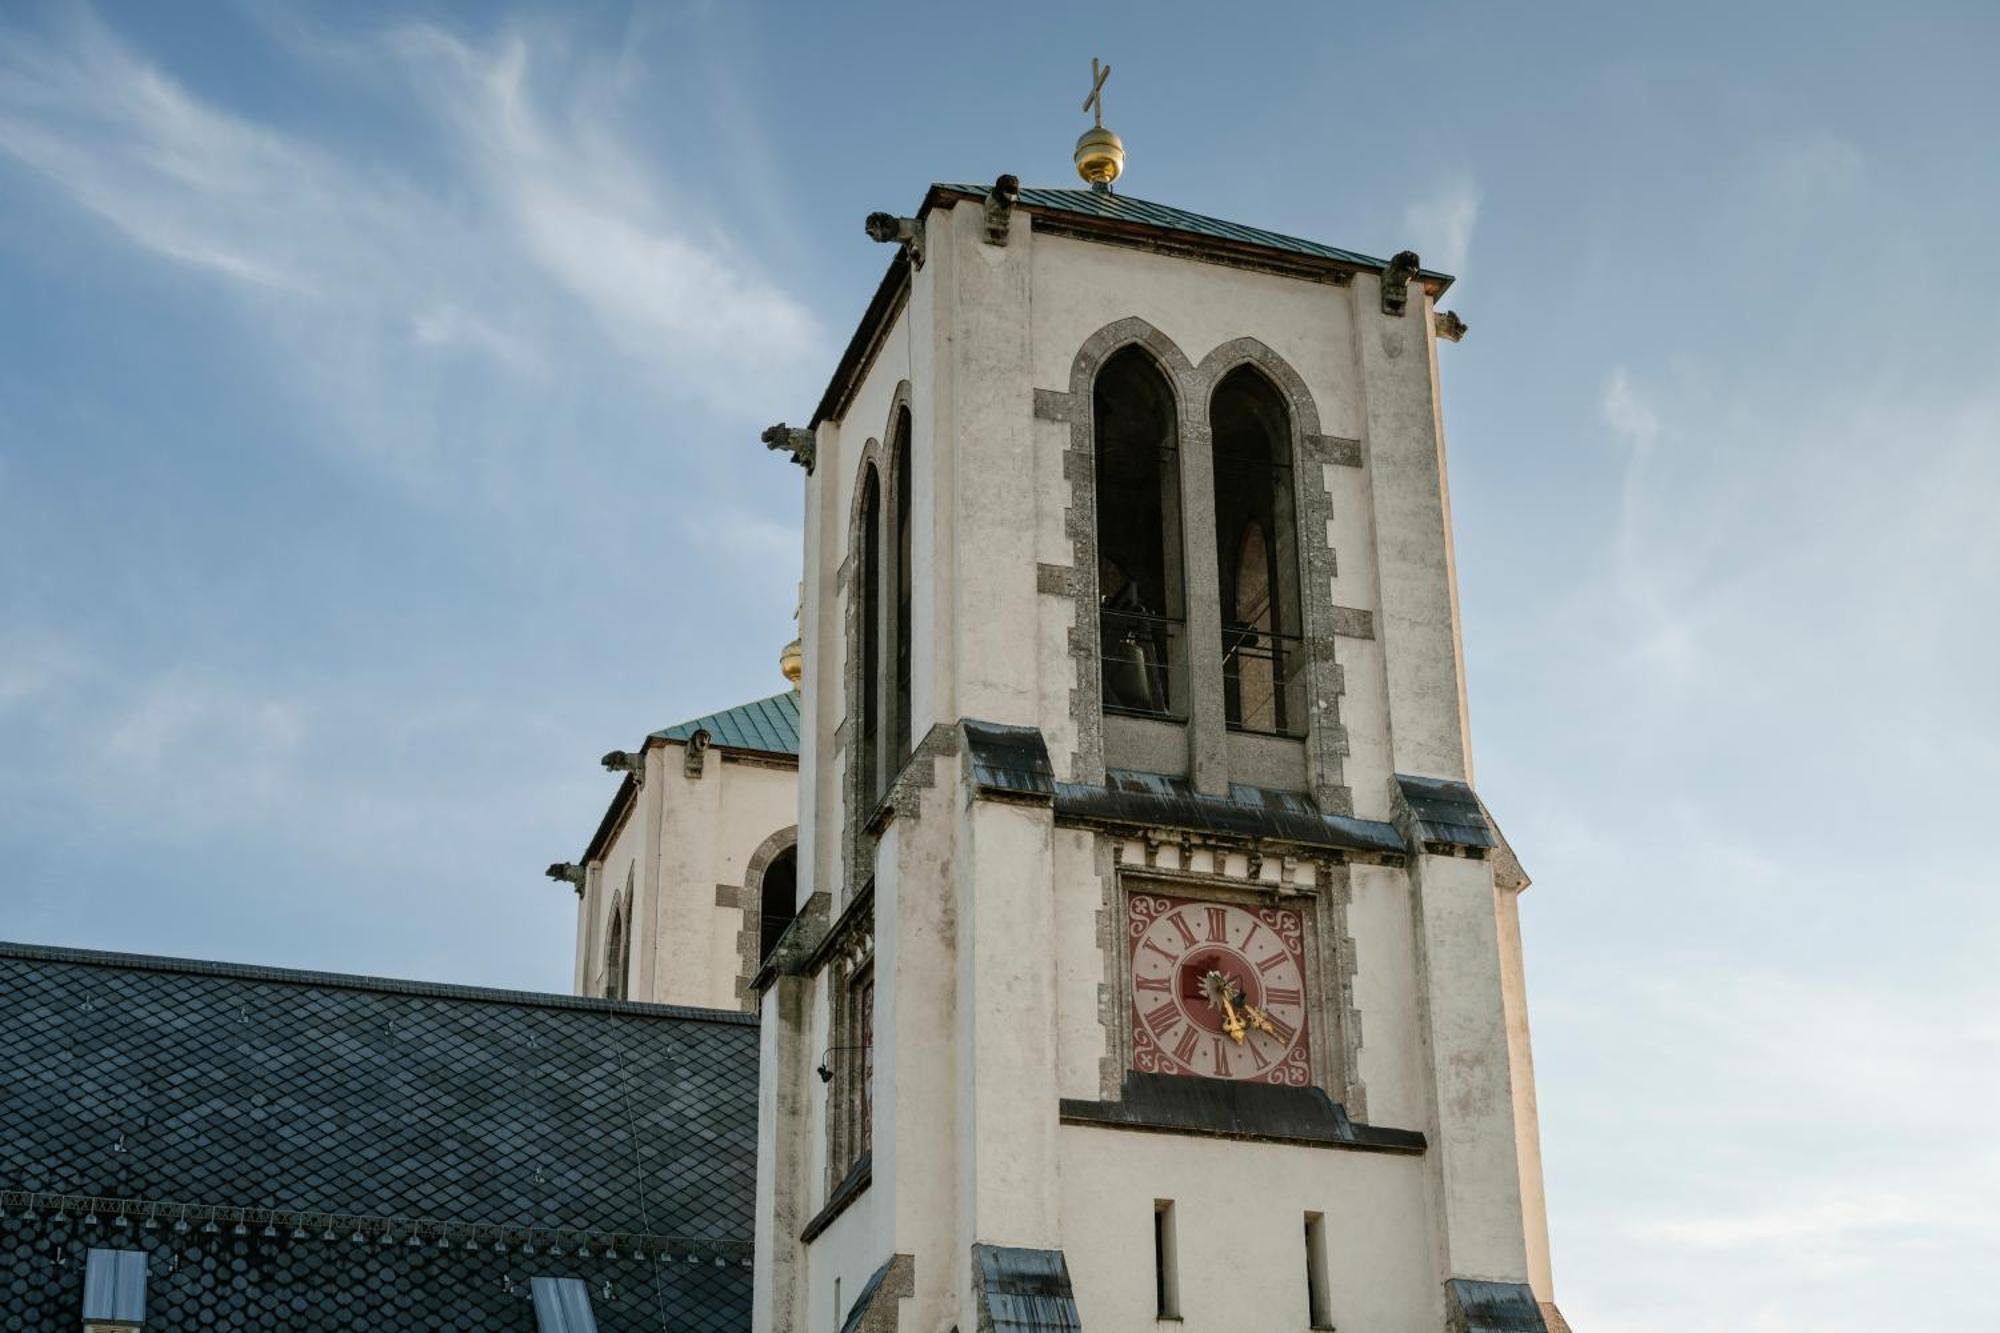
<box><xmin>1093</xmin><ymin>346</ymin><xmax>1186</xmax><ymax>721</ymax></box>
<box><xmin>82</xmin><ymin>1248</ymin><xmax>146</xmax><ymax>1330</ymax></box>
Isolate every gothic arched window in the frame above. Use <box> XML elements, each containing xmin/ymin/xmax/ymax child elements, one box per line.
<box><xmin>889</xmin><ymin>408</ymin><xmax>913</xmax><ymax>771</ymax></box>
<box><xmin>758</xmin><ymin>844</ymin><xmax>798</xmax><ymax>964</ymax></box>
<box><xmin>1211</xmin><ymin>366</ymin><xmax>1305</xmax><ymax>736</ymax></box>
<box><xmin>604</xmin><ymin>877</ymin><xmax>632</xmax><ymax>1001</ymax></box>
<box><xmin>1094</xmin><ymin>346</ymin><xmax>1186</xmax><ymax>719</ymax></box>
<box><xmin>856</xmin><ymin>463</ymin><xmax>884</xmax><ymax>803</ymax></box>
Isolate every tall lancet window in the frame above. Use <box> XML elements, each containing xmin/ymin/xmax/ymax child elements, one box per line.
<box><xmin>889</xmin><ymin>409</ymin><xmax>913</xmax><ymax>771</ymax></box>
<box><xmin>758</xmin><ymin>845</ymin><xmax>798</xmax><ymax>965</ymax></box>
<box><xmin>856</xmin><ymin>464</ymin><xmax>884</xmax><ymax>803</ymax></box>
<box><xmin>1212</xmin><ymin>366</ymin><xmax>1306</xmax><ymax>736</ymax></box>
<box><xmin>1094</xmin><ymin>347</ymin><xmax>1187</xmax><ymax>720</ymax></box>
<box><xmin>604</xmin><ymin>874</ymin><xmax>632</xmax><ymax>1001</ymax></box>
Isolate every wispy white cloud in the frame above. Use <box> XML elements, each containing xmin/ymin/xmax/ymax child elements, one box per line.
<box><xmin>95</xmin><ymin>673</ymin><xmax>310</xmax><ymax>826</ymax></box>
<box><xmin>0</xmin><ymin>6</ymin><xmax>825</xmax><ymax>488</ymax></box>
<box><xmin>1403</xmin><ymin>172</ymin><xmax>1481</xmax><ymax>278</ymax></box>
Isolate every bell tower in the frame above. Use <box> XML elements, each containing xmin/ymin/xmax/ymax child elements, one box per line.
<box><xmin>753</xmin><ymin>63</ymin><xmax>1568</xmax><ymax>1333</ymax></box>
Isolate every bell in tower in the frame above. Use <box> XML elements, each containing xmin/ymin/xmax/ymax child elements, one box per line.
<box><xmin>752</xmin><ymin>59</ymin><xmax>1568</xmax><ymax>1333</ymax></box>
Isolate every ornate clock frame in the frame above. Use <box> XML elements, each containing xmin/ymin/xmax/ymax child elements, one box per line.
<box><xmin>1095</xmin><ymin>833</ymin><xmax>1367</xmax><ymax>1119</ymax></box>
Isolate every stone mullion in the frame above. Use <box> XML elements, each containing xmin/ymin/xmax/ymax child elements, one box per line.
<box><xmin>1179</xmin><ymin>412</ymin><xmax>1230</xmax><ymax>795</ymax></box>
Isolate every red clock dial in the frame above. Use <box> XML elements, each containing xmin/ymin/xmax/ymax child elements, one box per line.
<box><xmin>1127</xmin><ymin>891</ymin><xmax>1310</xmax><ymax>1085</ymax></box>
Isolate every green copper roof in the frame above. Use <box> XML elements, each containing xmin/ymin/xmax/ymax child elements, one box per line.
<box><xmin>652</xmin><ymin>689</ymin><xmax>801</xmax><ymax>757</ymax></box>
<box><xmin>936</xmin><ymin>184</ymin><xmax>1451</xmax><ymax>284</ymax></box>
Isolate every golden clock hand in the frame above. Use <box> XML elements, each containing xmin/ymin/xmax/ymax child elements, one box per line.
<box><xmin>1240</xmin><ymin>1003</ymin><xmax>1279</xmax><ymax>1038</ymax></box>
<box><xmin>1200</xmin><ymin>969</ymin><xmax>1249</xmax><ymax>1044</ymax></box>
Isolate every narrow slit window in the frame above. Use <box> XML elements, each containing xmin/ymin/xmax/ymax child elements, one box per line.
<box><xmin>856</xmin><ymin>464</ymin><xmax>884</xmax><ymax>802</ymax></box>
<box><xmin>1154</xmin><ymin>1199</ymin><xmax>1181</xmax><ymax>1320</ymax></box>
<box><xmin>890</xmin><ymin>409</ymin><xmax>914</xmax><ymax>772</ymax></box>
<box><xmin>604</xmin><ymin>872</ymin><xmax>632</xmax><ymax>1001</ymax></box>
<box><xmin>1304</xmin><ymin>1211</ymin><xmax>1333</xmax><ymax>1329</ymax></box>
<box><xmin>1095</xmin><ymin>347</ymin><xmax>1187</xmax><ymax>721</ymax></box>
<box><xmin>1211</xmin><ymin>366</ymin><xmax>1306</xmax><ymax>737</ymax></box>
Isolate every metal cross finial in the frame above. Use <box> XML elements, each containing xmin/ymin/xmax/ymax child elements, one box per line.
<box><xmin>1083</xmin><ymin>57</ymin><xmax>1110</xmax><ymax>129</ymax></box>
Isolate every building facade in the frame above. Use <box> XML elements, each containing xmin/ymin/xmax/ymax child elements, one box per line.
<box><xmin>750</xmin><ymin>174</ymin><xmax>1569</xmax><ymax>1333</ymax></box>
<box><xmin>561</xmin><ymin>686</ymin><xmax>802</xmax><ymax>1013</ymax></box>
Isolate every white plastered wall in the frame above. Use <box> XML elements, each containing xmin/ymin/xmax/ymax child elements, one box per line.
<box><xmin>576</xmin><ymin>741</ymin><xmax>797</xmax><ymax>1011</ymax></box>
<box><xmin>764</xmin><ymin>196</ymin><xmax>1552</xmax><ymax>1331</ymax></box>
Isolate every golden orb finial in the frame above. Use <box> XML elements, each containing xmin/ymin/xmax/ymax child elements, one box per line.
<box><xmin>781</xmin><ymin>581</ymin><xmax>804</xmax><ymax>688</ymax></box>
<box><xmin>1075</xmin><ymin>57</ymin><xmax>1123</xmax><ymax>189</ymax></box>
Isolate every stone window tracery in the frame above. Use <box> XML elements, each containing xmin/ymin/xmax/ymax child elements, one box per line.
<box><xmin>824</xmin><ymin>904</ymin><xmax>876</xmax><ymax>1182</ymax></box>
<box><xmin>1093</xmin><ymin>346</ymin><xmax>1187</xmax><ymax>721</ymax></box>
<box><xmin>889</xmin><ymin>407</ymin><xmax>914</xmax><ymax>774</ymax></box>
<box><xmin>856</xmin><ymin>464</ymin><xmax>884</xmax><ymax>806</ymax></box>
<box><xmin>603</xmin><ymin>869</ymin><xmax>632</xmax><ymax>1001</ymax></box>
<box><xmin>1212</xmin><ymin>366</ymin><xmax>1306</xmax><ymax>737</ymax></box>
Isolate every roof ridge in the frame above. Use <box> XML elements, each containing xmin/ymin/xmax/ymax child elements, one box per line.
<box><xmin>0</xmin><ymin>939</ymin><xmax>759</xmax><ymax>1026</ymax></box>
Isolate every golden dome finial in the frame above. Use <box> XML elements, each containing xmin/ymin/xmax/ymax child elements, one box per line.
<box><xmin>781</xmin><ymin>582</ymin><xmax>804</xmax><ymax>688</ymax></box>
<box><xmin>1074</xmin><ymin>56</ymin><xmax>1124</xmax><ymax>189</ymax></box>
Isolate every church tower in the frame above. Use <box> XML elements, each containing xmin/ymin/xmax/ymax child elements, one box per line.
<box><xmin>752</xmin><ymin>67</ymin><xmax>1567</xmax><ymax>1333</ymax></box>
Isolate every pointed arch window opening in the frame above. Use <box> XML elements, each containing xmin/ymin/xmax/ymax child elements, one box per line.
<box><xmin>856</xmin><ymin>465</ymin><xmax>885</xmax><ymax>804</ymax></box>
<box><xmin>1212</xmin><ymin>366</ymin><xmax>1308</xmax><ymax>738</ymax></box>
<box><xmin>603</xmin><ymin>873</ymin><xmax>632</xmax><ymax>1001</ymax></box>
<box><xmin>1094</xmin><ymin>346</ymin><xmax>1189</xmax><ymax>722</ymax></box>
<box><xmin>889</xmin><ymin>409</ymin><xmax>914</xmax><ymax>773</ymax></box>
<box><xmin>757</xmin><ymin>845</ymin><xmax>799</xmax><ymax>965</ymax></box>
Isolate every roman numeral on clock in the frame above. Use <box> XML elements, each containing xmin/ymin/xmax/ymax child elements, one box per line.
<box><xmin>1205</xmin><ymin>906</ymin><xmax>1230</xmax><ymax>943</ymax></box>
<box><xmin>1144</xmin><ymin>1001</ymin><xmax>1180</xmax><ymax>1035</ymax></box>
<box><xmin>1172</xmin><ymin>1027</ymin><xmax>1201</xmax><ymax>1065</ymax></box>
<box><xmin>1256</xmin><ymin>949</ymin><xmax>1292</xmax><ymax>975</ymax></box>
<box><xmin>1264</xmin><ymin>987</ymin><xmax>1301</xmax><ymax>1006</ymax></box>
<box><xmin>1166</xmin><ymin>913</ymin><xmax>1198</xmax><ymax>948</ymax></box>
<box><xmin>1135</xmin><ymin>974</ymin><xmax>1171</xmax><ymax>992</ymax></box>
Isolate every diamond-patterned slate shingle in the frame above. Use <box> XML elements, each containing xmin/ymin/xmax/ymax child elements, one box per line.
<box><xmin>0</xmin><ymin>941</ymin><xmax>759</xmax><ymax>1331</ymax></box>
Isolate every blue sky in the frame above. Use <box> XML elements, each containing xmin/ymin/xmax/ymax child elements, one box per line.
<box><xmin>3</xmin><ymin>2</ymin><xmax>1996</xmax><ymax>1327</ymax></box>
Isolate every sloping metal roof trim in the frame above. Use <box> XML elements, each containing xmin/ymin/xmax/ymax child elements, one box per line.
<box><xmin>653</xmin><ymin>689</ymin><xmax>802</xmax><ymax>757</ymax></box>
<box><xmin>932</xmin><ymin>183</ymin><xmax>1454</xmax><ymax>287</ymax></box>
<box><xmin>0</xmin><ymin>939</ymin><xmax>756</xmax><ymax>1025</ymax></box>
<box><xmin>1054</xmin><ymin>770</ymin><xmax>1406</xmax><ymax>857</ymax></box>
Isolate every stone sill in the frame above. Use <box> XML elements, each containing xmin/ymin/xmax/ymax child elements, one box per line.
<box><xmin>1060</xmin><ymin>1072</ymin><xmax>1425</xmax><ymax>1155</ymax></box>
<box><xmin>800</xmin><ymin>1152</ymin><xmax>871</xmax><ymax>1244</ymax></box>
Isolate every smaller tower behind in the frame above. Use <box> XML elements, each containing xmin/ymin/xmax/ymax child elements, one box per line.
<box><xmin>559</xmin><ymin>643</ymin><xmax>803</xmax><ymax>1013</ymax></box>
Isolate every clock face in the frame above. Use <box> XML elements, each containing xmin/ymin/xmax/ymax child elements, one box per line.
<box><xmin>1127</xmin><ymin>890</ymin><xmax>1311</xmax><ymax>1085</ymax></box>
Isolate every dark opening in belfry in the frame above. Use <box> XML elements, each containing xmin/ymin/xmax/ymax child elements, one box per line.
<box><xmin>1093</xmin><ymin>346</ymin><xmax>1186</xmax><ymax>719</ymax></box>
<box><xmin>856</xmin><ymin>463</ymin><xmax>884</xmax><ymax>801</ymax></box>
<box><xmin>758</xmin><ymin>846</ymin><xmax>798</xmax><ymax>964</ymax></box>
<box><xmin>889</xmin><ymin>407</ymin><xmax>913</xmax><ymax>771</ymax></box>
<box><xmin>1211</xmin><ymin>365</ymin><xmax>1305</xmax><ymax>736</ymax></box>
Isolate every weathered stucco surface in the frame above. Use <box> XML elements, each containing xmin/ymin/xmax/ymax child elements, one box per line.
<box><xmin>748</xmin><ymin>192</ymin><xmax>1560</xmax><ymax>1333</ymax></box>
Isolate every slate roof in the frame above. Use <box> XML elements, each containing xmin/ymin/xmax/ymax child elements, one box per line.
<box><xmin>652</xmin><ymin>689</ymin><xmax>800</xmax><ymax>758</ymax></box>
<box><xmin>1393</xmin><ymin>773</ymin><xmax>1499</xmax><ymax>853</ymax></box>
<box><xmin>0</xmin><ymin>941</ymin><xmax>759</xmax><ymax>1332</ymax></box>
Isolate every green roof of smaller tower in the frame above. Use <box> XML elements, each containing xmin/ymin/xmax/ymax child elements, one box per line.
<box><xmin>652</xmin><ymin>689</ymin><xmax>801</xmax><ymax>757</ymax></box>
